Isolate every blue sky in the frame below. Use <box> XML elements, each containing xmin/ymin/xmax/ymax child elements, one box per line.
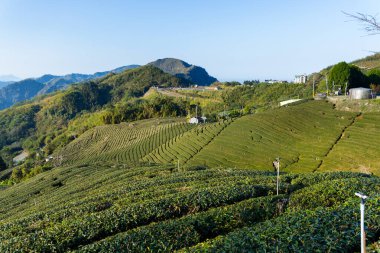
<box><xmin>0</xmin><ymin>0</ymin><xmax>379</xmax><ymax>81</ymax></box>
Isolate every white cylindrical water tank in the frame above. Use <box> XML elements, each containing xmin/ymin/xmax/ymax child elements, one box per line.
<box><xmin>349</xmin><ymin>88</ymin><xmax>372</xmax><ymax>100</ymax></box>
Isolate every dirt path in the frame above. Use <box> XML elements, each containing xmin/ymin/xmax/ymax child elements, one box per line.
<box><xmin>314</xmin><ymin>113</ymin><xmax>361</xmax><ymax>172</ymax></box>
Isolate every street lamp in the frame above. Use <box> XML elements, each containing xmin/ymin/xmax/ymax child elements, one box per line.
<box><xmin>355</xmin><ymin>192</ymin><xmax>368</xmax><ymax>253</ymax></box>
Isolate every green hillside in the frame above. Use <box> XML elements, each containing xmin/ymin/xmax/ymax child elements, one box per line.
<box><xmin>351</xmin><ymin>53</ymin><xmax>380</xmax><ymax>71</ymax></box>
<box><xmin>141</xmin><ymin>120</ymin><xmax>232</xmax><ymax>166</ymax></box>
<box><xmin>319</xmin><ymin>112</ymin><xmax>380</xmax><ymax>175</ymax></box>
<box><xmin>59</xmin><ymin>118</ymin><xmax>193</xmax><ymax>165</ymax></box>
<box><xmin>0</xmin><ymin>65</ymin><xmax>192</xmax><ymax>172</ymax></box>
<box><xmin>149</xmin><ymin>58</ymin><xmax>217</xmax><ymax>85</ymax></box>
<box><xmin>1</xmin><ymin>69</ymin><xmax>380</xmax><ymax>252</ymax></box>
<box><xmin>0</xmin><ymin>161</ymin><xmax>378</xmax><ymax>252</ymax></box>
<box><xmin>56</xmin><ymin>100</ymin><xmax>380</xmax><ymax>176</ymax></box>
<box><xmin>187</xmin><ymin>101</ymin><xmax>356</xmax><ymax>172</ymax></box>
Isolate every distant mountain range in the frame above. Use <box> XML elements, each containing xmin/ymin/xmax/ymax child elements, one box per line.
<box><xmin>0</xmin><ymin>65</ymin><xmax>140</xmax><ymax>110</ymax></box>
<box><xmin>0</xmin><ymin>79</ymin><xmax>44</xmax><ymax>109</ymax></box>
<box><xmin>36</xmin><ymin>65</ymin><xmax>140</xmax><ymax>95</ymax></box>
<box><xmin>0</xmin><ymin>59</ymin><xmax>217</xmax><ymax>110</ymax></box>
<box><xmin>149</xmin><ymin>58</ymin><xmax>217</xmax><ymax>86</ymax></box>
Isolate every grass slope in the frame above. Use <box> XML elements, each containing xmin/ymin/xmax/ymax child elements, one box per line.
<box><xmin>319</xmin><ymin>112</ymin><xmax>380</xmax><ymax>175</ymax></box>
<box><xmin>186</xmin><ymin>101</ymin><xmax>356</xmax><ymax>172</ymax></box>
<box><xmin>58</xmin><ymin>100</ymin><xmax>380</xmax><ymax>175</ymax></box>
<box><xmin>0</xmin><ymin>162</ymin><xmax>378</xmax><ymax>252</ymax></box>
<box><xmin>351</xmin><ymin>53</ymin><xmax>380</xmax><ymax>70</ymax></box>
<box><xmin>141</xmin><ymin>120</ymin><xmax>232</xmax><ymax>166</ymax></box>
<box><xmin>59</xmin><ymin>118</ymin><xmax>193</xmax><ymax>165</ymax></box>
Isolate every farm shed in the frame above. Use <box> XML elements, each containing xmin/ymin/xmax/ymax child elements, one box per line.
<box><xmin>189</xmin><ymin>117</ymin><xmax>206</xmax><ymax>124</ymax></box>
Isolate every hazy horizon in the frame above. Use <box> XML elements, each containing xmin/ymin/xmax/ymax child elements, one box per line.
<box><xmin>1</xmin><ymin>0</ymin><xmax>379</xmax><ymax>81</ymax></box>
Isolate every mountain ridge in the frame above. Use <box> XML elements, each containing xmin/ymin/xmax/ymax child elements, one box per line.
<box><xmin>149</xmin><ymin>58</ymin><xmax>217</xmax><ymax>86</ymax></box>
<box><xmin>0</xmin><ymin>79</ymin><xmax>44</xmax><ymax>110</ymax></box>
<box><xmin>0</xmin><ymin>65</ymin><xmax>141</xmax><ymax>110</ymax></box>
<box><xmin>0</xmin><ymin>58</ymin><xmax>217</xmax><ymax>111</ymax></box>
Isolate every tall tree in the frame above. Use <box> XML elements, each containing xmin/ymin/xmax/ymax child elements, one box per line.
<box><xmin>329</xmin><ymin>62</ymin><xmax>369</xmax><ymax>89</ymax></box>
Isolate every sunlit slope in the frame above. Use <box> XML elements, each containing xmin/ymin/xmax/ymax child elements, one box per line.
<box><xmin>0</xmin><ymin>162</ymin><xmax>378</xmax><ymax>252</ymax></box>
<box><xmin>141</xmin><ymin>120</ymin><xmax>232</xmax><ymax>166</ymax></box>
<box><xmin>186</xmin><ymin>101</ymin><xmax>357</xmax><ymax>172</ymax></box>
<box><xmin>59</xmin><ymin>118</ymin><xmax>194</xmax><ymax>165</ymax></box>
<box><xmin>319</xmin><ymin>112</ymin><xmax>380</xmax><ymax>175</ymax></box>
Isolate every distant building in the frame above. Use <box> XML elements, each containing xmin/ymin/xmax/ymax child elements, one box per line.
<box><xmin>189</xmin><ymin>117</ymin><xmax>207</xmax><ymax>124</ymax></box>
<box><xmin>294</xmin><ymin>74</ymin><xmax>307</xmax><ymax>84</ymax></box>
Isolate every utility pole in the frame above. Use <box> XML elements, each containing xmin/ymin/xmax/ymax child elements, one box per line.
<box><xmin>277</xmin><ymin>158</ymin><xmax>280</xmax><ymax>195</ymax></box>
<box><xmin>326</xmin><ymin>77</ymin><xmax>329</xmax><ymax>96</ymax></box>
<box><xmin>273</xmin><ymin>158</ymin><xmax>280</xmax><ymax>195</ymax></box>
<box><xmin>355</xmin><ymin>192</ymin><xmax>368</xmax><ymax>253</ymax></box>
<box><xmin>312</xmin><ymin>76</ymin><xmax>315</xmax><ymax>97</ymax></box>
<box><xmin>332</xmin><ymin>81</ymin><xmax>335</xmax><ymax>94</ymax></box>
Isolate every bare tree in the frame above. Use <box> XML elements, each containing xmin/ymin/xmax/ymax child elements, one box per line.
<box><xmin>343</xmin><ymin>12</ymin><xmax>380</xmax><ymax>35</ymax></box>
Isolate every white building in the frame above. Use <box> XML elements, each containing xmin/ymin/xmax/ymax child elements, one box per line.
<box><xmin>294</xmin><ymin>74</ymin><xmax>307</xmax><ymax>84</ymax></box>
<box><xmin>189</xmin><ymin>117</ymin><xmax>207</xmax><ymax>124</ymax></box>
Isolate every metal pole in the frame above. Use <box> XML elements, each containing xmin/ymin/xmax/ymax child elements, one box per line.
<box><xmin>277</xmin><ymin>158</ymin><xmax>280</xmax><ymax>196</ymax></box>
<box><xmin>355</xmin><ymin>192</ymin><xmax>368</xmax><ymax>253</ymax></box>
<box><xmin>333</xmin><ymin>81</ymin><xmax>335</xmax><ymax>94</ymax></box>
<box><xmin>360</xmin><ymin>199</ymin><xmax>366</xmax><ymax>253</ymax></box>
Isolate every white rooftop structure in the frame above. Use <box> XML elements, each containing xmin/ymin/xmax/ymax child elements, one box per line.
<box><xmin>279</xmin><ymin>99</ymin><xmax>303</xmax><ymax>107</ymax></box>
<box><xmin>294</xmin><ymin>74</ymin><xmax>307</xmax><ymax>84</ymax></box>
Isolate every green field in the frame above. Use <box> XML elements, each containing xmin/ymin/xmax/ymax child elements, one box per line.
<box><xmin>59</xmin><ymin>118</ymin><xmax>194</xmax><ymax>165</ymax></box>
<box><xmin>141</xmin><ymin>120</ymin><xmax>232</xmax><ymax>166</ymax></box>
<box><xmin>319</xmin><ymin>112</ymin><xmax>380</xmax><ymax>175</ymax></box>
<box><xmin>57</xmin><ymin>100</ymin><xmax>380</xmax><ymax>175</ymax></box>
<box><xmin>186</xmin><ymin>101</ymin><xmax>357</xmax><ymax>172</ymax></box>
<box><xmin>1</xmin><ymin>100</ymin><xmax>380</xmax><ymax>251</ymax></box>
<box><xmin>0</xmin><ymin>161</ymin><xmax>378</xmax><ymax>252</ymax></box>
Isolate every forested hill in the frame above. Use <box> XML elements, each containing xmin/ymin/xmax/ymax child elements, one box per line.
<box><xmin>149</xmin><ymin>58</ymin><xmax>218</xmax><ymax>85</ymax></box>
<box><xmin>0</xmin><ymin>65</ymin><xmax>191</xmax><ymax>169</ymax></box>
<box><xmin>0</xmin><ymin>57</ymin><xmax>219</xmax><ymax>111</ymax></box>
<box><xmin>0</xmin><ymin>79</ymin><xmax>44</xmax><ymax>110</ymax></box>
<box><xmin>0</xmin><ymin>65</ymin><xmax>140</xmax><ymax>111</ymax></box>
<box><xmin>36</xmin><ymin>64</ymin><xmax>140</xmax><ymax>95</ymax></box>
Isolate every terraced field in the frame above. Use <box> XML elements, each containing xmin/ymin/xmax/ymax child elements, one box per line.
<box><xmin>319</xmin><ymin>112</ymin><xmax>380</xmax><ymax>175</ymax></box>
<box><xmin>186</xmin><ymin>101</ymin><xmax>357</xmax><ymax>172</ymax></box>
<box><xmin>3</xmin><ymin>100</ymin><xmax>380</xmax><ymax>251</ymax></box>
<box><xmin>59</xmin><ymin>118</ymin><xmax>194</xmax><ymax>165</ymax></box>
<box><xmin>141</xmin><ymin>120</ymin><xmax>232</xmax><ymax>166</ymax></box>
<box><xmin>58</xmin><ymin>100</ymin><xmax>380</xmax><ymax>175</ymax></box>
<box><xmin>0</xmin><ymin>162</ymin><xmax>378</xmax><ymax>252</ymax></box>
